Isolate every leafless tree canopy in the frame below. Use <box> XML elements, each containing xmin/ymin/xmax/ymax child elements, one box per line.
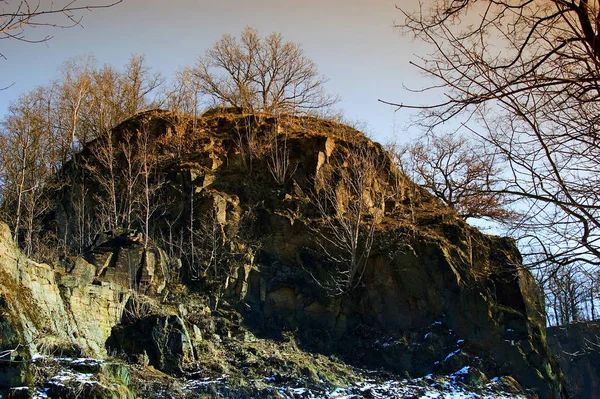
<box><xmin>389</xmin><ymin>1</ymin><xmax>600</xmax><ymax>273</ymax></box>
<box><xmin>539</xmin><ymin>264</ymin><xmax>593</xmax><ymax>326</ymax></box>
<box><xmin>193</xmin><ymin>26</ymin><xmax>339</xmax><ymax>114</ymax></box>
<box><xmin>0</xmin><ymin>55</ymin><xmax>163</xmax><ymax>256</ymax></box>
<box><xmin>0</xmin><ymin>0</ymin><xmax>122</xmax><ymax>59</ymax></box>
<box><xmin>393</xmin><ymin>134</ymin><xmax>517</xmax><ymax>223</ymax></box>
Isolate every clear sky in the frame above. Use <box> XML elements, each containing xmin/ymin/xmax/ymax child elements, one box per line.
<box><xmin>1</xmin><ymin>0</ymin><xmax>431</xmax><ymax>145</ymax></box>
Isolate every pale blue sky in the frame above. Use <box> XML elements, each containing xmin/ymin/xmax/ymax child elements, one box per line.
<box><xmin>1</xmin><ymin>0</ymin><xmax>433</xmax><ymax>144</ymax></box>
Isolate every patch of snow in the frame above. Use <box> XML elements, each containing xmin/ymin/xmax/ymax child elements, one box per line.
<box><xmin>444</xmin><ymin>349</ymin><xmax>460</xmax><ymax>361</ymax></box>
<box><xmin>31</xmin><ymin>389</ymin><xmax>49</xmax><ymax>399</ymax></box>
<box><xmin>69</xmin><ymin>358</ymin><xmax>104</xmax><ymax>366</ymax></box>
<box><xmin>177</xmin><ymin>364</ymin><xmax>527</xmax><ymax>399</ymax></box>
<box><xmin>48</xmin><ymin>370</ymin><xmax>96</xmax><ymax>388</ymax></box>
<box><xmin>54</xmin><ymin>357</ymin><xmax>75</xmax><ymax>362</ymax></box>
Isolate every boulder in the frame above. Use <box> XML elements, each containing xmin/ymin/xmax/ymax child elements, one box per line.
<box><xmin>108</xmin><ymin>314</ymin><xmax>195</xmax><ymax>375</ymax></box>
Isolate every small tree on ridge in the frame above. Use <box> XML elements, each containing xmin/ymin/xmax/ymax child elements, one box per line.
<box><xmin>193</xmin><ymin>26</ymin><xmax>338</xmax><ymax>114</ymax></box>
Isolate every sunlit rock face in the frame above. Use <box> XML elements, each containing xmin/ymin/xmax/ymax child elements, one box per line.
<box><xmin>3</xmin><ymin>109</ymin><xmax>567</xmax><ymax>398</ymax></box>
<box><xmin>0</xmin><ymin>222</ymin><xmax>129</xmax><ymax>360</ymax></box>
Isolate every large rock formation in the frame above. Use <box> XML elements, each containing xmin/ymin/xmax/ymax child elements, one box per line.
<box><xmin>3</xmin><ymin>109</ymin><xmax>566</xmax><ymax>398</ymax></box>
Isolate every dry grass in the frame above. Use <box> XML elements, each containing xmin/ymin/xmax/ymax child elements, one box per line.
<box><xmin>35</xmin><ymin>335</ymin><xmax>82</xmax><ymax>358</ymax></box>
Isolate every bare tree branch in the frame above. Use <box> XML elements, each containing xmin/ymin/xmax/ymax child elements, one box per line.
<box><xmin>0</xmin><ymin>0</ymin><xmax>122</xmax><ymax>59</ymax></box>
<box><xmin>193</xmin><ymin>26</ymin><xmax>339</xmax><ymax>114</ymax></box>
<box><xmin>391</xmin><ymin>0</ymin><xmax>600</xmax><ymax>279</ymax></box>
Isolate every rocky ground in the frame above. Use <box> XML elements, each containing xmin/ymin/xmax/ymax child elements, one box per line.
<box><xmin>1</xmin><ymin>291</ymin><xmax>535</xmax><ymax>399</ymax></box>
<box><xmin>2</xmin><ymin>347</ymin><xmax>532</xmax><ymax>399</ymax></box>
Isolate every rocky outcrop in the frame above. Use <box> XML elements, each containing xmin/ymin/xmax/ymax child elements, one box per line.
<box><xmin>0</xmin><ymin>222</ymin><xmax>130</xmax><ymax>388</ymax></box>
<box><xmin>34</xmin><ymin>110</ymin><xmax>566</xmax><ymax>397</ymax></box>
<box><xmin>228</xmin><ymin>219</ymin><xmax>564</xmax><ymax>398</ymax></box>
<box><xmin>108</xmin><ymin>314</ymin><xmax>195</xmax><ymax>375</ymax></box>
<box><xmin>547</xmin><ymin>321</ymin><xmax>600</xmax><ymax>399</ymax></box>
<box><xmin>83</xmin><ymin>229</ymin><xmax>169</xmax><ymax>296</ymax></box>
<box><xmin>0</xmin><ymin>224</ymin><xmax>128</xmax><ymax>357</ymax></box>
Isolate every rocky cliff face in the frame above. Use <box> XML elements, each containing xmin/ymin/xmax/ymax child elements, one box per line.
<box><xmin>1</xmin><ymin>109</ymin><xmax>566</xmax><ymax>398</ymax></box>
<box><xmin>0</xmin><ymin>222</ymin><xmax>130</xmax><ymax>359</ymax></box>
<box><xmin>0</xmin><ymin>222</ymin><xmax>132</xmax><ymax>395</ymax></box>
<box><xmin>547</xmin><ymin>321</ymin><xmax>600</xmax><ymax>399</ymax></box>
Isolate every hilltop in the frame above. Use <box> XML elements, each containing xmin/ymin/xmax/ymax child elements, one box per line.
<box><xmin>0</xmin><ymin>110</ymin><xmax>565</xmax><ymax>398</ymax></box>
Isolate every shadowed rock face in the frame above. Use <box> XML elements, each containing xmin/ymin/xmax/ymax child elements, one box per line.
<box><xmin>547</xmin><ymin>321</ymin><xmax>600</xmax><ymax>399</ymax></box>
<box><xmin>7</xmin><ymin>110</ymin><xmax>566</xmax><ymax>397</ymax></box>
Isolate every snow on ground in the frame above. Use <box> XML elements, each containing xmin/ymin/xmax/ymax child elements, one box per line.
<box><xmin>177</xmin><ymin>368</ymin><xmax>528</xmax><ymax>399</ymax></box>
<box><xmin>0</xmin><ymin>355</ymin><xmax>529</xmax><ymax>399</ymax></box>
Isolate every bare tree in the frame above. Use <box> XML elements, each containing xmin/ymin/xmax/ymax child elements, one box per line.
<box><xmin>161</xmin><ymin>66</ymin><xmax>203</xmax><ymax>119</ymax></box>
<box><xmin>0</xmin><ymin>0</ymin><xmax>122</xmax><ymax>59</ymax></box>
<box><xmin>55</xmin><ymin>55</ymin><xmax>95</xmax><ymax>156</ymax></box>
<box><xmin>119</xmin><ymin>130</ymin><xmax>142</xmax><ymax>229</ymax></box>
<box><xmin>311</xmin><ymin>144</ymin><xmax>384</xmax><ymax>295</ymax></box>
<box><xmin>540</xmin><ymin>265</ymin><xmax>587</xmax><ymax>326</ymax></box>
<box><xmin>0</xmin><ymin>54</ymin><xmax>162</xmax><ymax>256</ymax></box>
<box><xmin>0</xmin><ymin>87</ymin><xmax>62</xmax><ymax>255</ymax></box>
<box><xmin>80</xmin><ymin>55</ymin><xmax>163</xmax><ymax>144</ymax></box>
<box><xmin>135</xmin><ymin>123</ymin><xmax>164</xmax><ymax>249</ymax></box>
<box><xmin>186</xmin><ymin>205</ymin><xmax>225</xmax><ymax>282</ymax></box>
<box><xmin>266</xmin><ymin>117</ymin><xmax>297</xmax><ymax>185</ymax></box>
<box><xmin>193</xmin><ymin>26</ymin><xmax>338</xmax><ymax>114</ymax></box>
<box><xmin>85</xmin><ymin>129</ymin><xmax>119</xmax><ymax>231</ymax></box>
<box><xmin>120</xmin><ymin>54</ymin><xmax>164</xmax><ymax>116</ymax></box>
<box><xmin>393</xmin><ymin>133</ymin><xmax>517</xmax><ymax>223</ymax></box>
<box><xmin>231</xmin><ymin>114</ymin><xmax>260</xmax><ymax>174</ymax></box>
<box><xmin>387</xmin><ymin>1</ymin><xmax>600</xmax><ymax>272</ymax></box>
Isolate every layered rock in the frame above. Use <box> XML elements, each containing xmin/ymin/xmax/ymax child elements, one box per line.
<box><xmin>0</xmin><ymin>221</ymin><xmax>188</xmax><ymax>396</ymax></box>
<box><xmin>0</xmin><ymin>222</ymin><xmax>129</xmax><ymax>361</ymax></box>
